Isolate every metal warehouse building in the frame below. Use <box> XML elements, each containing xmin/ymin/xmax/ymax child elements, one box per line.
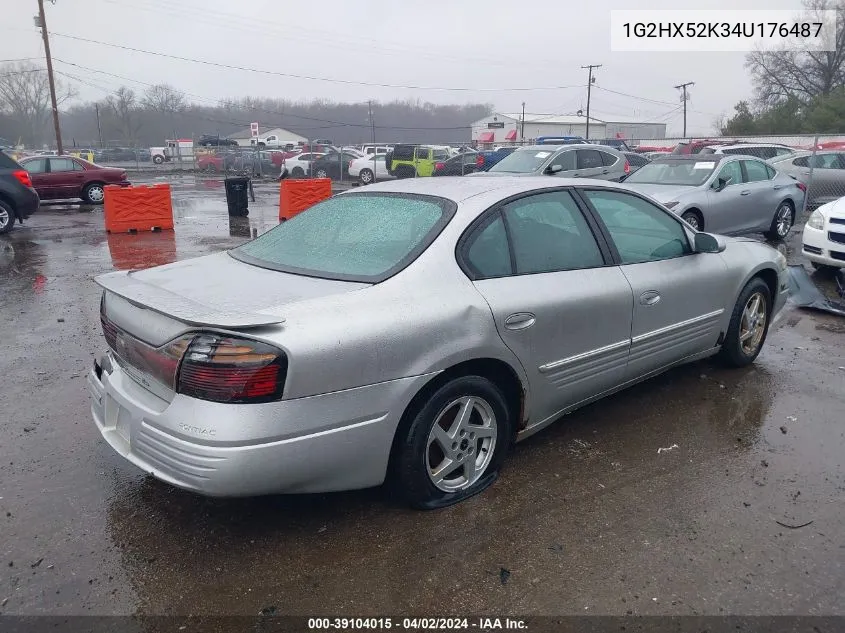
<box><xmin>471</xmin><ymin>112</ymin><xmax>667</xmax><ymax>145</ymax></box>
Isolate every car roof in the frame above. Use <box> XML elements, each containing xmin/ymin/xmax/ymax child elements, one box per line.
<box><xmin>651</xmin><ymin>154</ymin><xmax>729</xmax><ymax>163</ymax></box>
<box><xmin>342</xmin><ymin>175</ymin><xmax>635</xmax><ymax>203</ymax></box>
<box><xmin>708</xmin><ymin>143</ymin><xmax>793</xmax><ymax>150</ymax></box>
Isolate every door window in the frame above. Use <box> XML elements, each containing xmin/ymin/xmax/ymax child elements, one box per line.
<box><xmin>743</xmin><ymin>159</ymin><xmax>772</xmax><ymax>182</ymax></box>
<box><xmin>576</xmin><ymin>149</ymin><xmax>603</xmax><ymax>169</ymax></box>
<box><xmin>464</xmin><ymin>214</ymin><xmax>512</xmax><ymax>278</ymax></box>
<box><xmin>714</xmin><ymin>160</ymin><xmax>744</xmax><ymax>186</ymax></box>
<box><xmin>584</xmin><ymin>190</ymin><xmax>691</xmax><ymax>264</ymax></box>
<box><xmin>49</xmin><ymin>158</ymin><xmax>79</xmax><ymax>172</ymax></box>
<box><xmin>23</xmin><ymin>159</ymin><xmax>47</xmax><ymax>174</ymax></box>
<box><xmin>548</xmin><ymin>150</ymin><xmax>575</xmax><ymax>171</ymax></box>
<box><xmin>503</xmin><ymin>191</ymin><xmax>604</xmax><ymax>274</ymax></box>
<box><xmin>599</xmin><ymin>151</ymin><xmax>619</xmax><ymax>167</ymax></box>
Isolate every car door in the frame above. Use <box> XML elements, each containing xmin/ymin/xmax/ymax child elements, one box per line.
<box><xmin>49</xmin><ymin>157</ymin><xmax>85</xmax><ymax>198</ymax></box>
<box><xmin>703</xmin><ymin>159</ymin><xmax>750</xmax><ymax>234</ymax></box>
<box><xmin>21</xmin><ymin>158</ymin><xmax>51</xmax><ymax>198</ymax></box>
<box><xmin>461</xmin><ymin>189</ymin><xmax>634</xmax><ymax>427</ymax></box>
<box><xmin>580</xmin><ymin>188</ymin><xmax>733</xmax><ymax>379</ymax></box>
<box><xmin>740</xmin><ymin>158</ymin><xmax>781</xmax><ymax>231</ymax></box>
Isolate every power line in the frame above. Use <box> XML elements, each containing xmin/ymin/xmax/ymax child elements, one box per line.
<box><xmin>48</xmin><ymin>31</ymin><xmax>587</xmax><ymax>93</ymax></box>
<box><xmin>593</xmin><ymin>84</ymin><xmax>716</xmax><ymax>116</ymax></box>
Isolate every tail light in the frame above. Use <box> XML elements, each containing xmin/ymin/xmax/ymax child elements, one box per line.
<box><xmin>435</xmin><ymin>162</ymin><xmax>445</xmax><ymax>171</ymax></box>
<box><xmin>624</xmin><ymin>161</ymin><xmax>631</xmax><ymax>174</ymax></box>
<box><xmin>796</xmin><ymin>182</ymin><xmax>807</xmax><ymax>192</ymax></box>
<box><xmin>476</xmin><ymin>155</ymin><xmax>484</xmax><ymax>167</ymax></box>
<box><xmin>13</xmin><ymin>170</ymin><xmax>32</xmax><ymax>188</ymax></box>
<box><xmin>178</xmin><ymin>334</ymin><xmax>287</xmax><ymax>404</ymax></box>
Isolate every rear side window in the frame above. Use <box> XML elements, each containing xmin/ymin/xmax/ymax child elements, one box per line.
<box><xmin>392</xmin><ymin>145</ymin><xmax>415</xmax><ymax>160</ymax></box>
<box><xmin>743</xmin><ymin>159</ymin><xmax>771</xmax><ymax>182</ymax></box>
<box><xmin>464</xmin><ymin>215</ymin><xmax>512</xmax><ymax>278</ymax></box>
<box><xmin>792</xmin><ymin>156</ymin><xmax>809</xmax><ymax>167</ymax></box>
<box><xmin>626</xmin><ymin>153</ymin><xmax>649</xmax><ymax>167</ymax></box>
<box><xmin>576</xmin><ymin>149</ymin><xmax>604</xmax><ymax>169</ymax></box>
<box><xmin>22</xmin><ymin>159</ymin><xmax>47</xmax><ymax>174</ymax></box>
<box><xmin>599</xmin><ymin>151</ymin><xmax>618</xmax><ymax>167</ymax></box>
<box><xmin>231</xmin><ymin>193</ymin><xmax>454</xmax><ymax>282</ymax></box>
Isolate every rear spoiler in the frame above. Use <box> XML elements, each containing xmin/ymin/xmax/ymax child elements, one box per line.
<box><xmin>95</xmin><ymin>270</ymin><xmax>285</xmax><ymax>329</ymax></box>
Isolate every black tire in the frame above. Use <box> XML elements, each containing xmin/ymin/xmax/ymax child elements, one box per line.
<box><xmin>681</xmin><ymin>210</ymin><xmax>703</xmax><ymax>231</ymax></box>
<box><xmin>718</xmin><ymin>277</ymin><xmax>772</xmax><ymax>368</ymax></box>
<box><xmin>152</xmin><ymin>155</ymin><xmax>164</xmax><ymax>165</ymax></box>
<box><xmin>82</xmin><ymin>182</ymin><xmax>106</xmax><ymax>205</ymax></box>
<box><xmin>0</xmin><ymin>199</ymin><xmax>15</xmax><ymax>234</ymax></box>
<box><xmin>393</xmin><ymin>375</ymin><xmax>512</xmax><ymax>510</ymax></box>
<box><xmin>359</xmin><ymin>168</ymin><xmax>375</xmax><ymax>185</ymax></box>
<box><xmin>765</xmin><ymin>200</ymin><xmax>794</xmax><ymax>241</ymax></box>
<box><xmin>396</xmin><ymin>166</ymin><xmax>415</xmax><ymax>179</ymax></box>
<box><xmin>291</xmin><ymin>167</ymin><xmax>304</xmax><ymax>178</ymax></box>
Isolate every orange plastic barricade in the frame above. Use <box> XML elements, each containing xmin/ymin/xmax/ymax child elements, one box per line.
<box><xmin>107</xmin><ymin>230</ymin><xmax>177</xmax><ymax>271</ymax></box>
<box><xmin>104</xmin><ymin>183</ymin><xmax>174</xmax><ymax>233</ymax></box>
<box><xmin>279</xmin><ymin>178</ymin><xmax>332</xmax><ymax>222</ymax></box>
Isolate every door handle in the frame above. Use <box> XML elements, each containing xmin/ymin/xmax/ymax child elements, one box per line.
<box><xmin>639</xmin><ymin>290</ymin><xmax>661</xmax><ymax>306</ymax></box>
<box><xmin>602</xmin><ymin>169</ymin><xmax>609</xmax><ymax>174</ymax></box>
<box><xmin>773</xmin><ymin>185</ymin><xmax>783</xmax><ymax>190</ymax></box>
<box><xmin>504</xmin><ymin>312</ymin><xmax>536</xmax><ymax>330</ymax></box>
<box><xmin>740</xmin><ymin>190</ymin><xmax>751</xmax><ymax>195</ymax></box>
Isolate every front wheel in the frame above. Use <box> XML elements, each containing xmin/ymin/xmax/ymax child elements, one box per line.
<box><xmin>152</xmin><ymin>155</ymin><xmax>164</xmax><ymax>165</ymax></box>
<box><xmin>766</xmin><ymin>201</ymin><xmax>794</xmax><ymax>241</ymax></box>
<box><xmin>359</xmin><ymin>168</ymin><xmax>374</xmax><ymax>184</ymax></box>
<box><xmin>719</xmin><ymin>278</ymin><xmax>772</xmax><ymax>368</ymax></box>
<box><xmin>681</xmin><ymin>210</ymin><xmax>702</xmax><ymax>231</ymax></box>
<box><xmin>393</xmin><ymin>375</ymin><xmax>512</xmax><ymax>509</ymax></box>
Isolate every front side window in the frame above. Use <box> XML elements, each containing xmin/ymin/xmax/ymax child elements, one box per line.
<box><xmin>743</xmin><ymin>159</ymin><xmax>772</xmax><ymax>182</ymax></box>
<box><xmin>503</xmin><ymin>191</ymin><xmax>604</xmax><ymax>274</ymax></box>
<box><xmin>548</xmin><ymin>150</ymin><xmax>575</xmax><ymax>171</ymax></box>
<box><xmin>231</xmin><ymin>193</ymin><xmax>453</xmax><ymax>281</ymax></box>
<box><xmin>715</xmin><ymin>160</ymin><xmax>744</xmax><ymax>186</ymax></box>
<box><xmin>584</xmin><ymin>190</ymin><xmax>691</xmax><ymax>264</ymax></box>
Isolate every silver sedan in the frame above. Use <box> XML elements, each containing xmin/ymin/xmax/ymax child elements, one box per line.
<box><xmin>89</xmin><ymin>177</ymin><xmax>789</xmax><ymax>508</ymax></box>
<box><xmin>623</xmin><ymin>154</ymin><xmax>805</xmax><ymax>239</ymax></box>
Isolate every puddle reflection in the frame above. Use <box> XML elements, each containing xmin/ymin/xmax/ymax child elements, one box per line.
<box><xmin>107</xmin><ymin>231</ymin><xmax>177</xmax><ymax>271</ymax></box>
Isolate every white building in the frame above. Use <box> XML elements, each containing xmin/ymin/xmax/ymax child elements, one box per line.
<box><xmin>226</xmin><ymin>126</ymin><xmax>307</xmax><ymax>148</ymax></box>
<box><xmin>471</xmin><ymin>113</ymin><xmax>667</xmax><ymax>145</ymax></box>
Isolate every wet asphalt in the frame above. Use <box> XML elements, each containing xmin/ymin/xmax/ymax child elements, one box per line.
<box><xmin>1</xmin><ymin>175</ymin><xmax>844</xmax><ymax>617</ymax></box>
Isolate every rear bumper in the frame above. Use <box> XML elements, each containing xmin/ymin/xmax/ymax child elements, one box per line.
<box><xmin>88</xmin><ymin>351</ymin><xmax>432</xmax><ymax>497</ymax></box>
<box><xmin>12</xmin><ymin>186</ymin><xmax>40</xmax><ymax>219</ymax></box>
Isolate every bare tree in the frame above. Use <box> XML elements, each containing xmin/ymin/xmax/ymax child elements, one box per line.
<box><xmin>746</xmin><ymin>0</ymin><xmax>845</xmax><ymax>106</ymax></box>
<box><xmin>105</xmin><ymin>86</ymin><xmax>142</xmax><ymax>142</ymax></box>
<box><xmin>0</xmin><ymin>61</ymin><xmax>76</xmax><ymax>147</ymax></box>
<box><xmin>142</xmin><ymin>83</ymin><xmax>186</xmax><ymax>114</ymax></box>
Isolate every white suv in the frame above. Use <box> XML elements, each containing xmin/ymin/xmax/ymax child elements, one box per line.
<box><xmin>699</xmin><ymin>143</ymin><xmax>796</xmax><ymax>160</ymax></box>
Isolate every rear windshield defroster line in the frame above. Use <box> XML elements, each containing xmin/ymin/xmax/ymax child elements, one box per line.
<box><xmin>228</xmin><ymin>192</ymin><xmax>457</xmax><ymax>284</ymax></box>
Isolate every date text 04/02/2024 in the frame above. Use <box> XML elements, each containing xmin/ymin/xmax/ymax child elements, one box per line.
<box><xmin>307</xmin><ymin>617</ymin><xmax>528</xmax><ymax>630</ymax></box>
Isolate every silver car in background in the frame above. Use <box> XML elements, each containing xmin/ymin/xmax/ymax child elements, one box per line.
<box><xmin>623</xmin><ymin>154</ymin><xmax>805</xmax><ymax>239</ymax></box>
<box><xmin>475</xmin><ymin>144</ymin><xmax>628</xmax><ymax>181</ymax></box>
<box><xmin>769</xmin><ymin>150</ymin><xmax>845</xmax><ymax>208</ymax></box>
<box><xmin>89</xmin><ymin>177</ymin><xmax>789</xmax><ymax>509</ymax></box>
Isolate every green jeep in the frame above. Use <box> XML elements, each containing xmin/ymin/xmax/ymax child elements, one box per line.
<box><xmin>385</xmin><ymin>145</ymin><xmax>451</xmax><ymax>178</ymax></box>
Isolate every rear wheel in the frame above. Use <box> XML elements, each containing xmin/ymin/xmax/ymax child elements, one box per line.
<box><xmin>83</xmin><ymin>183</ymin><xmax>106</xmax><ymax>205</ymax></box>
<box><xmin>766</xmin><ymin>201</ymin><xmax>794</xmax><ymax>241</ymax></box>
<box><xmin>153</xmin><ymin>155</ymin><xmax>164</xmax><ymax>165</ymax></box>
<box><xmin>393</xmin><ymin>375</ymin><xmax>512</xmax><ymax>509</ymax></box>
<box><xmin>291</xmin><ymin>167</ymin><xmax>304</xmax><ymax>178</ymax></box>
<box><xmin>719</xmin><ymin>278</ymin><xmax>771</xmax><ymax>368</ymax></box>
<box><xmin>681</xmin><ymin>210</ymin><xmax>703</xmax><ymax>231</ymax></box>
<box><xmin>0</xmin><ymin>200</ymin><xmax>15</xmax><ymax>234</ymax></box>
<box><xmin>359</xmin><ymin>168</ymin><xmax>374</xmax><ymax>184</ymax></box>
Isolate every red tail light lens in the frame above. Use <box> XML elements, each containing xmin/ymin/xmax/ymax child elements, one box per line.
<box><xmin>13</xmin><ymin>170</ymin><xmax>32</xmax><ymax>188</ymax></box>
<box><xmin>435</xmin><ymin>162</ymin><xmax>445</xmax><ymax>170</ymax></box>
<box><xmin>797</xmin><ymin>182</ymin><xmax>807</xmax><ymax>192</ymax></box>
<box><xmin>178</xmin><ymin>334</ymin><xmax>287</xmax><ymax>403</ymax></box>
<box><xmin>476</xmin><ymin>155</ymin><xmax>484</xmax><ymax>166</ymax></box>
<box><xmin>624</xmin><ymin>160</ymin><xmax>631</xmax><ymax>174</ymax></box>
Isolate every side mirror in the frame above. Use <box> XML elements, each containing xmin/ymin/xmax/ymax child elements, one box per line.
<box><xmin>694</xmin><ymin>232</ymin><xmax>726</xmax><ymax>253</ymax></box>
<box><xmin>712</xmin><ymin>176</ymin><xmax>731</xmax><ymax>191</ymax></box>
<box><xmin>545</xmin><ymin>164</ymin><xmax>563</xmax><ymax>174</ymax></box>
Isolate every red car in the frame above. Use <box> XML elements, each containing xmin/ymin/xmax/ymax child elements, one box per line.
<box><xmin>18</xmin><ymin>155</ymin><xmax>130</xmax><ymax>204</ymax></box>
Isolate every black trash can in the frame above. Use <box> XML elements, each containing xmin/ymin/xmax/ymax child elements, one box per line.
<box><xmin>224</xmin><ymin>176</ymin><xmax>251</xmax><ymax>217</ymax></box>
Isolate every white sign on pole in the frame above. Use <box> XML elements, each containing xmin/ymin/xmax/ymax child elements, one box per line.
<box><xmin>250</xmin><ymin>122</ymin><xmax>259</xmax><ymax>137</ymax></box>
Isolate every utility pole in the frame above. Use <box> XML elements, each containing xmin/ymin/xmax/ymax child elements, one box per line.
<box><xmin>95</xmin><ymin>103</ymin><xmax>103</xmax><ymax>148</ymax></box>
<box><xmin>368</xmin><ymin>100</ymin><xmax>376</xmax><ymax>146</ymax></box>
<box><xmin>581</xmin><ymin>64</ymin><xmax>601</xmax><ymax>141</ymax></box>
<box><xmin>521</xmin><ymin>101</ymin><xmax>526</xmax><ymax>143</ymax></box>
<box><xmin>36</xmin><ymin>0</ymin><xmax>63</xmax><ymax>154</ymax></box>
<box><xmin>674</xmin><ymin>81</ymin><xmax>695</xmax><ymax>137</ymax></box>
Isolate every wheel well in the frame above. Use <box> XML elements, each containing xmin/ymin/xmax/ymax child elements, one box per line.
<box><xmin>84</xmin><ymin>181</ymin><xmax>105</xmax><ymax>189</ymax></box>
<box><xmin>753</xmin><ymin>268</ymin><xmax>778</xmax><ymax>304</ymax></box>
<box><xmin>387</xmin><ymin>358</ymin><xmax>526</xmax><ymax>473</ymax></box>
<box><xmin>683</xmin><ymin>207</ymin><xmax>704</xmax><ymax>229</ymax></box>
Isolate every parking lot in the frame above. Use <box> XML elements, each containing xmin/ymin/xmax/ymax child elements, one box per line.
<box><xmin>1</xmin><ymin>174</ymin><xmax>844</xmax><ymax>617</ymax></box>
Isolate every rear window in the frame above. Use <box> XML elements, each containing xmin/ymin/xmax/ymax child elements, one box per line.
<box><xmin>0</xmin><ymin>151</ymin><xmax>21</xmax><ymax>169</ymax></box>
<box><xmin>230</xmin><ymin>193</ymin><xmax>456</xmax><ymax>282</ymax></box>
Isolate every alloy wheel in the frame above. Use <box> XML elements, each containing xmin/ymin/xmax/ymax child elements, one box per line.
<box><xmin>426</xmin><ymin>396</ymin><xmax>497</xmax><ymax>492</ymax></box>
<box><xmin>739</xmin><ymin>291</ymin><xmax>767</xmax><ymax>355</ymax></box>
<box><xmin>0</xmin><ymin>208</ymin><xmax>9</xmax><ymax>230</ymax></box>
<box><xmin>87</xmin><ymin>185</ymin><xmax>105</xmax><ymax>203</ymax></box>
<box><xmin>776</xmin><ymin>204</ymin><xmax>793</xmax><ymax>237</ymax></box>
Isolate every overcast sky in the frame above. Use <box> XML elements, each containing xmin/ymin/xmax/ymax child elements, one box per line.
<box><xmin>3</xmin><ymin>0</ymin><xmax>806</xmax><ymax>136</ymax></box>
